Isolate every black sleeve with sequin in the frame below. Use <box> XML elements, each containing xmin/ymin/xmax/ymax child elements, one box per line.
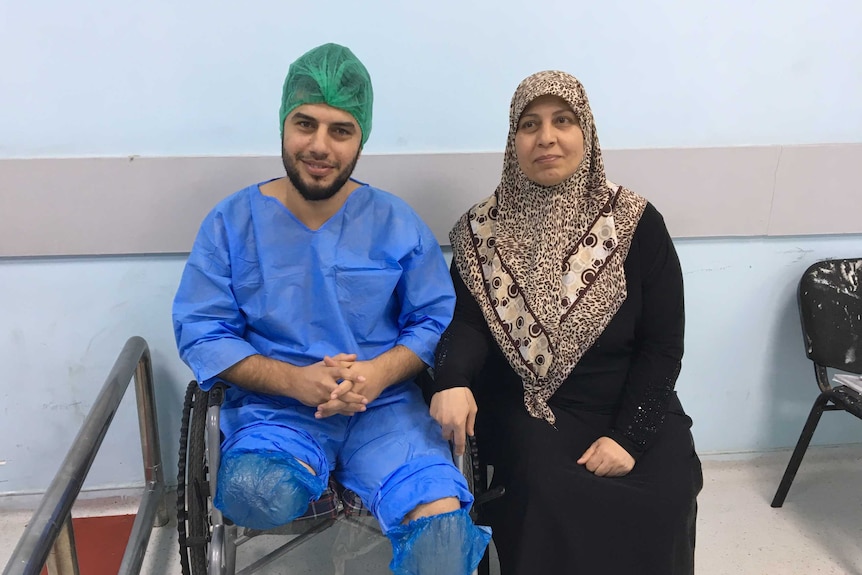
<box><xmin>607</xmin><ymin>204</ymin><xmax>685</xmax><ymax>459</ymax></box>
<box><xmin>431</xmin><ymin>263</ymin><xmax>493</xmax><ymax>393</ymax></box>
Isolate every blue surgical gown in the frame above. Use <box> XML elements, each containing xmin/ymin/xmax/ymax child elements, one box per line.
<box><xmin>172</xmin><ymin>179</ymin><xmax>468</xmax><ymax>529</ymax></box>
<box><xmin>173</xmin><ymin>178</ymin><xmax>454</xmax><ymax>391</ymax></box>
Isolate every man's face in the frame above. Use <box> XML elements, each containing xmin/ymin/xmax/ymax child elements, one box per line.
<box><xmin>281</xmin><ymin>103</ymin><xmax>362</xmax><ymax>202</ymax></box>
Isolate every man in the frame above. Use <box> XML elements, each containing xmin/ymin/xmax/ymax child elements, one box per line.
<box><xmin>172</xmin><ymin>43</ymin><xmax>489</xmax><ymax>574</ymax></box>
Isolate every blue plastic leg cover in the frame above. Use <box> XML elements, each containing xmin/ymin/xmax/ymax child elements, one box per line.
<box><xmin>387</xmin><ymin>509</ymin><xmax>492</xmax><ymax>575</ymax></box>
<box><xmin>213</xmin><ymin>449</ymin><xmax>326</xmax><ymax>530</ymax></box>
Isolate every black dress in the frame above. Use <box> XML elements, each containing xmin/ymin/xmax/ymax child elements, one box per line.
<box><xmin>434</xmin><ymin>203</ymin><xmax>703</xmax><ymax>575</ymax></box>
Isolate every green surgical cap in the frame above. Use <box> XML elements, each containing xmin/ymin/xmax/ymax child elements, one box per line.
<box><xmin>279</xmin><ymin>43</ymin><xmax>373</xmax><ymax>147</ymax></box>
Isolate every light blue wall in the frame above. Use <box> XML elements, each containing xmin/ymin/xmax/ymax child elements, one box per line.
<box><xmin>1</xmin><ymin>1</ymin><xmax>861</xmax><ymax>493</ymax></box>
<box><xmin>1</xmin><ymin>0</ymin><xmax>860</xmax><ymax>157</ymax></box>
<box><xmin>0</xmin><ymin>257</ymin><xmax>190</xmax><ymax>493</ymax></box>
<box><xmin>676</xmin><ymin>237</ymin><xmax>862</xmax><ymax>453</ymax></box>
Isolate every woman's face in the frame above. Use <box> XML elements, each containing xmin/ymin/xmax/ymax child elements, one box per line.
<box><xmin>514</xmin><ymin>94</ymin><xmax>585</xmax><ymax>187</ymax></box>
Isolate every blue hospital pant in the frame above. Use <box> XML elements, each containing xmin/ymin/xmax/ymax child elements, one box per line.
<box><xmin>217</xmin><ymin>381</ymin><xmax>473</xmax><ymax>533</ymax></box>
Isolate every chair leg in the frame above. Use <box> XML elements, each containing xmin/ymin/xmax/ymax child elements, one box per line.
<box><xmin>771</xmin><ymin>393</ymin><xmax>830</xmax><ymax>508</ymax></box>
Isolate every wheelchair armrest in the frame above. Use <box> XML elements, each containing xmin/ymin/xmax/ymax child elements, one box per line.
<box><xmin>423</xmin><ymin>370</ymin><xmax>505</xmax><ymax>511</ymax></box>
<box><xmin>464</xmin><ymin>435</ymin><xmax>505</xmax><ymax>508</ymax></box>
<box><xmin>204</xmin><ymin>384</ymin><xmax>225</xmax><ymax>516</ymax></box>
<box><xmin>208</xmin><ymin>382</ymin><xmax>227</xmax><ymax>407</ymax></box>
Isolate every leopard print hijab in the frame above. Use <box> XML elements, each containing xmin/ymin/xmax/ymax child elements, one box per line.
<box><xmin>450</xmin><ymin>71</ymin><xmax>647</xmax><ymax>424</ymax></box>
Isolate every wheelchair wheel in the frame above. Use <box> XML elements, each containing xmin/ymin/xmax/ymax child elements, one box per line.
<box><xmin>462</xmin><ymin>436</ymin><xmax>484</xmax><ymax>522</ymax></box>
<box><xmin>177</xmin><ymin>381</ymin><xmax>210</xmax><ymax>575</ymax></box>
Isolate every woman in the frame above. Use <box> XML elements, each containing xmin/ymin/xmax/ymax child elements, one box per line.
<box><xmin>430</xmin><ymin>71</ymin><xmax>703</xmax><ymax>574</ymax></box>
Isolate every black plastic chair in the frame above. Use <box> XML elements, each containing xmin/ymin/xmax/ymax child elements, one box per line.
<box><xmin>771</xmin><ymin>258</ymin><xmax>862</xmax><ymax>508</ymax></box>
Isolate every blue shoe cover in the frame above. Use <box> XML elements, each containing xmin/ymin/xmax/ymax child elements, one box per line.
<box><xmin>214</xmin><ymin>449</ymin><xmax>325</xmax><ymax>530</ymax></box>
<box><xmin>387</xmin><ymin>508</ymin><xmax>492</xmax><ymax>574</ymax></box>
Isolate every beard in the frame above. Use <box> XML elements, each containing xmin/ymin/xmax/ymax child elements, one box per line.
<box><xmin>282</xmin><ymin>149</ymin><xmax>360</xmax><ymax>202</ymax></box>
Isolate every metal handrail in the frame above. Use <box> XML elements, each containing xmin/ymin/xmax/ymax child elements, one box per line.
<box><xmin>3</xmin><ymin>336</ymin><xmax>168</xmax><ymax>575</ymax></box>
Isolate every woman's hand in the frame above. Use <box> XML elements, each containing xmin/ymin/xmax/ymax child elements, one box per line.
<box><xmin>430</xmin><ymin>387</ymin><xmax>478</xmax><ymax>456</ymax></box>
<box><xmin>577</xmin><ymin>436</ymin><xmax>635</xmax><ymax>477</ymax></box>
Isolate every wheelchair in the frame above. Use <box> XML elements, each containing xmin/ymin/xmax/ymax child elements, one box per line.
<box><xmin>177</xmin><ymin>379</ymin><xmax>501</xmax><ymax>575</ymax></box>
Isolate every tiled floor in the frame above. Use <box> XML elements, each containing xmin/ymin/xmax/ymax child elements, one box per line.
<box><xmin>3</xmin><ymin>445</ymin><xmax>862</xmax><ymax>574</ymax></box>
